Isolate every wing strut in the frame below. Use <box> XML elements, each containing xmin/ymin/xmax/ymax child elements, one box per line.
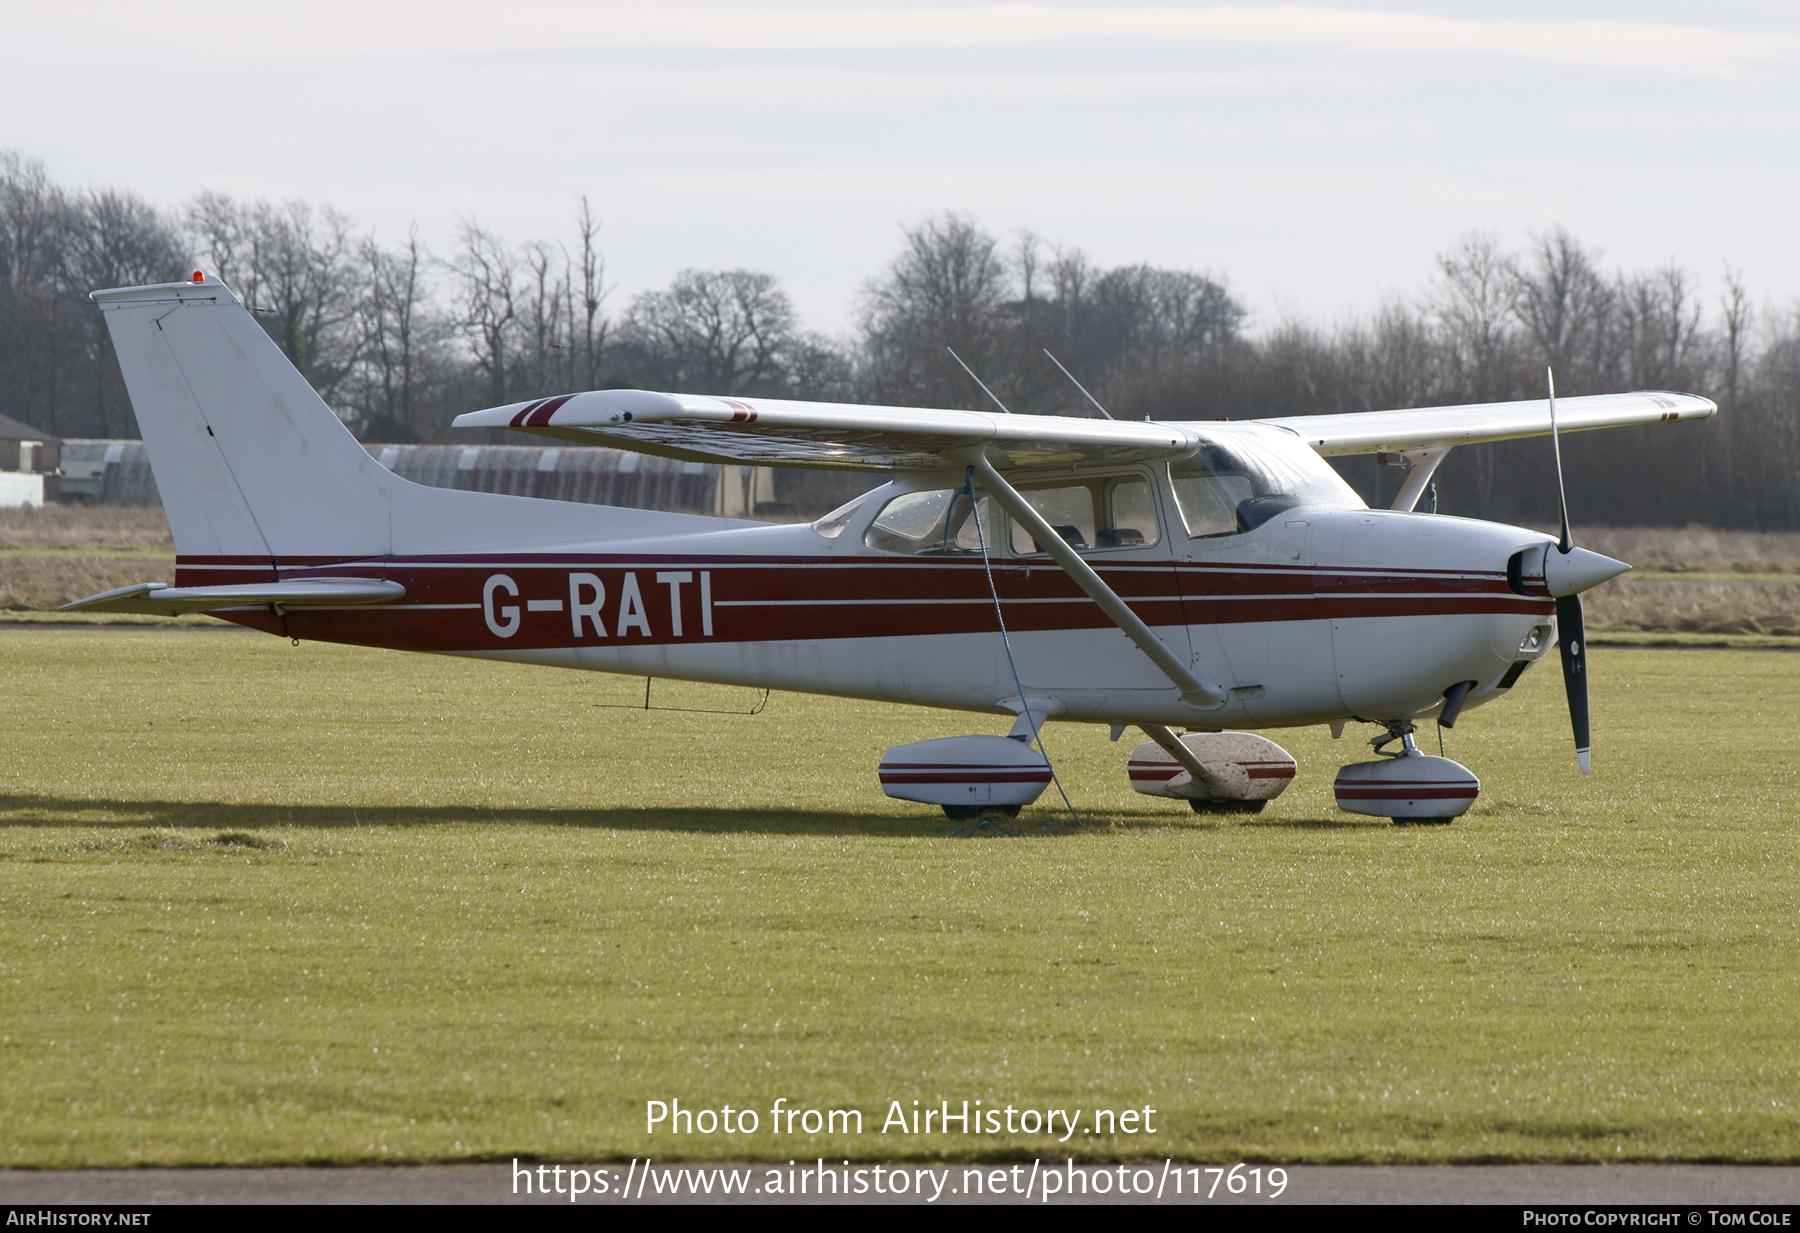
<box><xmin>1140</xmin><ymin>723</ymin><xmax>1216</xmax><ymax>784</ymax></box>
<box><xmin>1388</xmin><ymin>447</ymin><xmax>1451</xmax><ymax>512</ymax></box>
<box><xmin>953</xmin><ymin>450</ymin><xmax>1227</xmax><ymax>710</ymax></box>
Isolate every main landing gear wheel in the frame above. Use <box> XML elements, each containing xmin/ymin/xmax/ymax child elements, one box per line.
<box><xmin>1188</xmin><ymin>799</ymin><xmax>1266</xmax><ymax>814</ymax></box>
<box><xmin>942</xmin><ymin>804</ymin><xmax>1022</xmax><ymax>821</ymax></box>
<box><xmin>1391</xmin><ymin>816</ymin><xmax>1454</xmax><ymax>826</ymax></box>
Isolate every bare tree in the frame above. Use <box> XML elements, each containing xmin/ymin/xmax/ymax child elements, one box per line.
<box><xmin>1338</xmin><ymin>301</ymin><xmax>1447</xmax><ymax>412</ymax></box>
<box><xmin>1720</xmin><ymin>266</ymin><xmax>1751</xmax><ymax>414</ymax></box>
<box><xmin>354</xmin><ymin>227</ymin><xmax>440</xmax><ymax>440</ymax></box>
<box><xmin>572</xmin><ymin>197</ymin><xmax>609</xmax><ymax>391</ymax></box>
<box><xmin>1430</xmin><ymin>233</ymin><xmax>1521</xmax><ymax>402</ymax></box>
<box><xmin>619</xmin><ymin>269</ymin><xmax>799</xmax><ymax>395</ymax></box>
<box><xmin>520</xmin><ymin>239</ymin><xmax>569</xmax><ymax>394</ymax></box>
<box><xmin>0</xmin><ymin>151</ymin><xmax>62</xmax><ymax>295</ymax></box>
<box><xmin>449</xmin><ymin>220</ymin><xmax>520</xmax><ymax>408</ymax></box>
<box><xmin>1513</xmin><ymin>227</ymin><xmax>1610</xmax><ymax>386</ymax></box>
<box><xmin>859</xmin><ymin>213</ymin><xmax>1009</xmax><ymax>408</ymax></box>
<box><xmin>1616</xmin><ymin>263</ymin><xmax>1704</xmax><ymax>389</ymax></box>
<box><xmin>186</xmin><ymin>193</ymin><xmax>363</xmax><ymax>405</ymax></box>
<box><xmin>1</xmin><ymin>153</ymin><xmax>185</xmax><ymax>438</ymax></box>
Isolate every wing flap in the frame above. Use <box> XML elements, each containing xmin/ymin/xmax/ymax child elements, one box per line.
<box><xmin>60</xmin><ymin>578</ymin><xmax>406</xmax><ymax>615</ymax></box>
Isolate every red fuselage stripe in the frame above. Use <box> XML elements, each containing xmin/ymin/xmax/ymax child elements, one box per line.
<box><xmin>179</xmin><ymin>553</ymin><xmax>1554</xmax><ymax>654</ymax></box>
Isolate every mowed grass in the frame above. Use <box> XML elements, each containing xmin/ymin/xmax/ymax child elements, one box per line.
<box><xmin>1</xmin><ymin>630</ymin><xmax>1797</xmax><ymax>1166</ymax></box>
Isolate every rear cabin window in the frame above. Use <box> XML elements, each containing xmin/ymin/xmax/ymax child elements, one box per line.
<box><xmin>1004</xmin><ymin>476</ymin><xmax>1160</xmax><ymax>555</ymax></box>
<box><xmin>811</xmin><ymin>492</ymin><xmax>871</xmax><ymax>539</ymax></box>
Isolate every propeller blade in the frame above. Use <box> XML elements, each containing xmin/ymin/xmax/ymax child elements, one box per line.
<box><xmin>1556</xmin><ymin>593</ymin><xmax>1591</xmax><ymax>774</ymax></box>
<box><xmin>1548</xmin><ymin>367</ymin><xmax>1572</xmax><ymax>553</ymax></box>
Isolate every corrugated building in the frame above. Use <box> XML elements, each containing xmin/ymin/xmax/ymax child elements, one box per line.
<box><xmin>56</xmin><ymin>441</ymin><xmax>779</xmax><ymax>517</ymax></box>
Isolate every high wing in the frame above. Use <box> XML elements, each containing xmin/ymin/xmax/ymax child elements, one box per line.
<box><xmin>1262</xmin><ymin>390</ymin><xmax>1715</xmax><ymax>455</ymax></box>
<box><xmin>452</xmin><ymin>387</ymin><xmax>1716</xmax><ymax>470</ymax></box>
<box><xmin>452</xmin><ymin>390</ymin><xmax>1196</xmax><ymax>470</ymax></box>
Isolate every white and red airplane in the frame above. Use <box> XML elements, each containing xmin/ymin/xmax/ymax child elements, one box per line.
<box><xmin>66</xmin><ymin>274</ymin><xmax>1715</xmax><ymax>824</ymax></box>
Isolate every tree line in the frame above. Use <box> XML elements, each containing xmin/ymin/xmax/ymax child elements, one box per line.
<box><xmin>4</xmin><ymin>148</ymin><xmax>1797</xmax><ymax>528</ymax></box>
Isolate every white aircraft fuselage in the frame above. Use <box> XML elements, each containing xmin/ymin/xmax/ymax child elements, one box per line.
<box><xmin>71</xmin><ymin>274</ymin><xmax>1707</xmax><ymax>806</ymax></box>
<box><xmin>192</xmin><ymin>475</ymin><xmax>1557</xmax><ymax>732</ymax></box>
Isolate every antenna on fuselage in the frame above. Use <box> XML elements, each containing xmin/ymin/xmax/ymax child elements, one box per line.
<box><xmin>945</xmin><ymin>347</ymin><xmax>1012</xmax><ymax>414</ymax></box>
<box><xmin>1041</xmin><ymin>348</ymin><xmax>1115</xmax><ymax>421</ymax></box>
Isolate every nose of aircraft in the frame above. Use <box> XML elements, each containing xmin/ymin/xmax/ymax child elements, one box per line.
<box><xmin>1542</xmin><ymin>545</ymin><xmax>1630</xmax><ymax>598</ymax></box>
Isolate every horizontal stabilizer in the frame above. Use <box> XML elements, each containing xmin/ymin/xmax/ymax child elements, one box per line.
<box><xmin>60</xmin><ymin>578</ymin><xmax>406</xmax><ymax>615</ymax></box>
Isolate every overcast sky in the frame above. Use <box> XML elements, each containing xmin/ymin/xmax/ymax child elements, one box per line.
<box><xmin>7</xmin><ymin>1</ymin><xmax>1796</xmax><ymax>335</ymax></box>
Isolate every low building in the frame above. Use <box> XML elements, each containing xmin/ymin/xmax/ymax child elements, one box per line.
<box><xmin>0</xmin><ymin>413</ymin><xmax>61</xmax><ymax>507</ymax></box>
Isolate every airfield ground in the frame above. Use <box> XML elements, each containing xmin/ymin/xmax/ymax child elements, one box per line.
<box><xmin>1</xmin><ymin>628</ymin><xmax>1797</xmax><ymax>1167</ymax></box>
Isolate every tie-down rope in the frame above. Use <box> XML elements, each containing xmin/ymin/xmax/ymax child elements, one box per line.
<box><xmin>952</xmin><ymin>467</ymin><xmax>1084</xmax><ymax>834</ymax></box>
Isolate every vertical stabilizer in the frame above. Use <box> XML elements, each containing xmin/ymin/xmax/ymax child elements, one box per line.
<box><xmin>92</xmin><ymin>276</ymin><xmax>396</xmax><ymax>559</ymax></box>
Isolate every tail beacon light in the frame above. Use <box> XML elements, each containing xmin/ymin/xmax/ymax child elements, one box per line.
<box><xmin>1127</xmin><ymin>732</ymin><xmax>1296</xmax><ymax>813</ymax></box>
<box><xmin>879</xmin><ymin>735</ymin><xmax>1052</xmax><ymax>818</ymax></box>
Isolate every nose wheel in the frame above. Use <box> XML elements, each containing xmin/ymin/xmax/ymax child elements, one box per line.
<box><xmin>1334</xmin><ymin>721</ymin><xmax>1480</xmax><ymax>825</ymax></box>
<box><xmin>1370</xmin><ymin>722</ymin><xmax>1419</xmax><ymax>758</ymax></box>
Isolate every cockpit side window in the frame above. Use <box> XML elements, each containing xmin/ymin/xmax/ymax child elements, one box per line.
<box><xmin>1102</xmin><ymin>477</ymin><xmax>1159</xmax><ymax>548</ymax></box>
<box><xmin>862</xmin><ymin>474</ymin><xmax>1162</xmax><ymax>557</ymax></box>
<box><xmin>863</xmin><ymin>488</ymin><xmax>997</xmax><ymax>556</ymax></box>
<box><xmin>1008</xmin><ymin>476</ymin><xmax>1161</xmax><ymax>555</ymax></box>
<box><xmin>1009</xmin><ymin>484</ymin><xmax>1095</xmax><ymax>554</ymax></box>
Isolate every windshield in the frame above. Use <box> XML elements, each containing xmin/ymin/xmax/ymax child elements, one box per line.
<box><xmin>1170</xmin><ymin>426</ymin><xmax>1362</xmax><ymax>537</ymax></box>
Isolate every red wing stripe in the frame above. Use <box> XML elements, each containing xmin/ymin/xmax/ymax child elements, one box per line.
<box><xmin>526</xmin><ymin>394</ymin><xmax>576</xmax><ymax>427</ymax></box>
<box><xmin>509</xmin><ymin>399</ymin><xmax>548</xmax><ymax>427</ymax></box>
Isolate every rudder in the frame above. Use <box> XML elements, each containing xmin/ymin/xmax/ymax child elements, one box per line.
<box><xmin>93</xmin><ymin>275</ymin><xmax>396</xmax><ymax>559</ymax></box>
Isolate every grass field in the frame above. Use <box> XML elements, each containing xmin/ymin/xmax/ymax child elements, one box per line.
<box><xmin>2</xmin><ymin>628</ymin><xmax>1798</xmax><ymax>1167</ymax></box>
